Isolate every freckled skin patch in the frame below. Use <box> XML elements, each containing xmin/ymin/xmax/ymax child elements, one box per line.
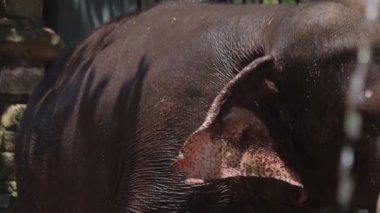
<box><xmin>174</xmin><ymin>106</ymin><xmax>303</xmax><ymax>187</ymax></box>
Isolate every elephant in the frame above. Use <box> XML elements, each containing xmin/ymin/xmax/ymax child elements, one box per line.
<box><xmin>15</xmin><ymin>0</ymin><xmax>380</xmax><ymax>212</ymax></box>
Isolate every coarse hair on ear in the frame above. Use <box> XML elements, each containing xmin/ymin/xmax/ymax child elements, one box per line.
<box><xmin>173</xmin><ymin>55</ymin><xmax>303</xmax><ymax>188</ymax></box>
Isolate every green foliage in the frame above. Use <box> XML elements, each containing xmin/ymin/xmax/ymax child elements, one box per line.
<box><xmin>263</xmin><ymin>0</ymin><xmax>279</xmax><ymax>3</ymax></box>
<box><xmin>280</xmin><ymin>0</ymin><xmax>297</xmax><ymax>4</ymax></box>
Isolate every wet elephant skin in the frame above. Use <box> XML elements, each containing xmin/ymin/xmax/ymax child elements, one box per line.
<box><xmin>15</xmin><ymin>1</ymin><xmax>380</xmax><ymax>212</ymax></box>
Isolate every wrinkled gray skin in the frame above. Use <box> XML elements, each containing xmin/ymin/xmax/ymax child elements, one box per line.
<box><xmin>15</xmin><ymin>0</ymin><xmax>380</xmax><ymax>212</ymax></box>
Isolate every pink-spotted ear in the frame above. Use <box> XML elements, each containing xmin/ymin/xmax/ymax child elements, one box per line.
<box><xmin>173</xmin><ymin>56</ymin><xmax>303</xmax><ymax>188</ymax></box>
<box><xmin>174</xmin><ymin>107</ymin><xmax>303</xmax><ymax>187</ymax></box>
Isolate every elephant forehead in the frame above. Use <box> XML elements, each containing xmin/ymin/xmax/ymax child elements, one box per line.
<box><xmin>270</xmin><ymin>2</ymin><xmax>367</xmax><ymax>63</ymax></box>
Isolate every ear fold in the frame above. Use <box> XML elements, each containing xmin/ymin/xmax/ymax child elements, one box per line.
<box><xmin>174</xmin><ymin>56</ymin><xmax>303</xmax><ymax>188</ymax></box>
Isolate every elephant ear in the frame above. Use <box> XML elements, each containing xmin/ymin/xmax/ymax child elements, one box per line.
<box><xmin>173</xmin><ymin>56</ymin><xmax>303</xmax><ymax>188</ymax></box>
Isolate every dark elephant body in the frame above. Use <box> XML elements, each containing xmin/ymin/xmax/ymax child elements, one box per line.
<box><xmin>15</xmin><ymin>1</ymin><xmax>380</xmax><ymax>212</ymax></box>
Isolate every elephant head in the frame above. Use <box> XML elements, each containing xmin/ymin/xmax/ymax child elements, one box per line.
<box><xmin>174</xmin><ymin>0</ymin><xmax>380</xmax><ymax>210</ymax></box>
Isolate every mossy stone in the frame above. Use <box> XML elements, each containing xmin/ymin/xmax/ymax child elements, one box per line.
<box><xmin>0</xmin><ymin>152</ymin><xmax>15</xmax><ymax>181</ymax></box>
<box><xmin>0</xmin><ymin>131</ymin><xmax>15</xmax><ymax>152</ymax></box>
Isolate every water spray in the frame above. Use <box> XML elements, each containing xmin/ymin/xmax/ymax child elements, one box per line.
<box><xmin>340</xmin><ymin>0</ymin><xmax>380</xmax><ymax>211</ymax></box>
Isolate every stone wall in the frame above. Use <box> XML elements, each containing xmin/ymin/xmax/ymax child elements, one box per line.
<box><xmin>0</xmin><ymin>0</ymin><xmax>63</xmax><ymax>211</ymax></box>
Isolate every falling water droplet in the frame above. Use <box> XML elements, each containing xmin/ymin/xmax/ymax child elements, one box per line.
<box><xmin>358</xmin><ymin>46</ymin><xmax>371</xmax><ymax>63</ymax></box>
<box><xmin>340</xmin><ymin>146</ymin><xmax>354</xmax><ymax>169</ymax></box>
<box><xmin>337</xmin><ymin>175</ymin><xmax>355</xmax><ymax>206</ymax></box>
<box><xmin>344</xmin><ymin>110</ymin><xmax>362</xmax><ymax>141</ymax></box>
<box><xmin>338</xmin><ymin>145</ymin><xmax>356</xmax><ymax>206</ymax></box>
<box><xmin>365</xmin><ymin>90</ymin><xmax>374</xmax><ymax>99</ymax></box>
